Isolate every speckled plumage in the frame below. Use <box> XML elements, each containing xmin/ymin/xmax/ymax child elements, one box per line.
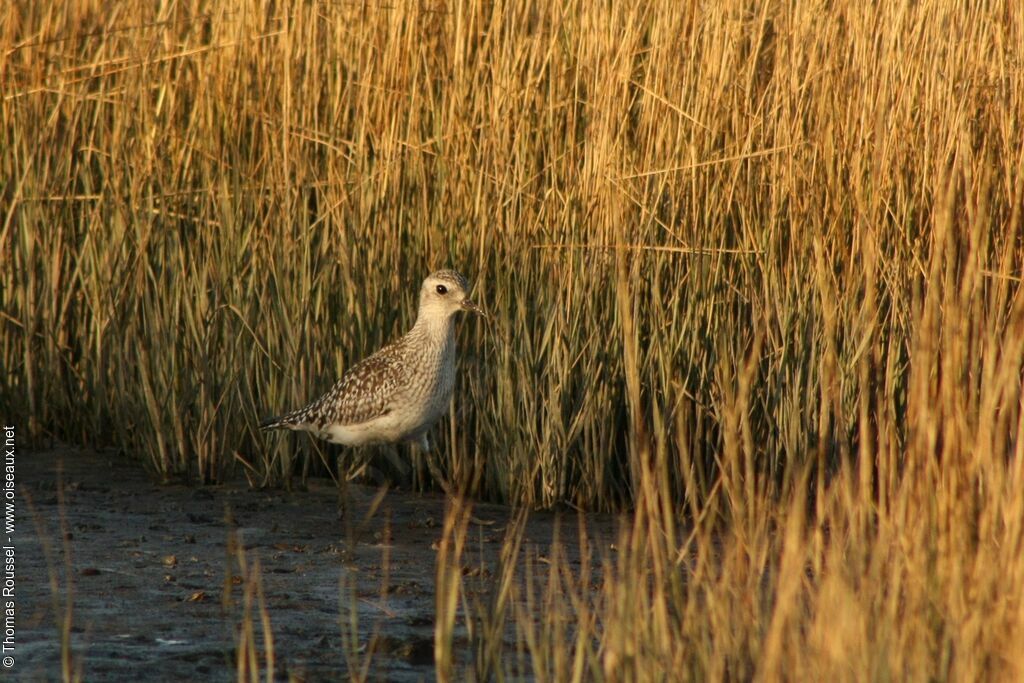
<box><xmin>259</xmin><ymin>270</ymin><xmax>481</xmax><ymax>451</ymax></box>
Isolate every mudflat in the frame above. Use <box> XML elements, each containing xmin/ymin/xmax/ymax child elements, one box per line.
<box><xmin>15</xmin><ymin>448</ymin><xmax>616</xmax><ymax>681</ymax></box>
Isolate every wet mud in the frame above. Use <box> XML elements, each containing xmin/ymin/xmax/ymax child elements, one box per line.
<box><xmin>15</xmin><ymin>449</ymin><xmax>617</xmax><ymax>681</ymax></box>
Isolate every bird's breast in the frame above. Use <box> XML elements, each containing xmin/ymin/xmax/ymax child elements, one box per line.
<box><xmin>403</xmin><ymin>334</ymin><xmax>456</xmax><ymax>419</ymax></box>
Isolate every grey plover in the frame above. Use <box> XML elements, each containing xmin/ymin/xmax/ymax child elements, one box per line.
<box><xmin>260</xmin><ymin>270</ymin><xmax>483</xmax><ymax>489</ymax></box>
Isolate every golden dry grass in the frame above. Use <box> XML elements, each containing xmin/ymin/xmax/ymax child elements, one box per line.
<box><xmin>4</xmin><ymin>0</ymin><xmax>1024</xmax><ymax>679</ymax></box>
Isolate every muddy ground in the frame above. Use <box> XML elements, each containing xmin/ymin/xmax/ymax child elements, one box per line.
<box><xmin>14</xmin><ymin>448</ymin><xmax>620</xmax><ymax>681</ymax></box>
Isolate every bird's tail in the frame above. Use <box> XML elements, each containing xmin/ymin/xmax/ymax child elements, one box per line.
<box><xmin>260</xmin><ymin>401</ymin><xmax>319</xmax><ymax>431</ymax></box>
<box><xmin>258</xmin><ymin>413</ymin><xmax>301</xmax><ymax>431</ymax></box>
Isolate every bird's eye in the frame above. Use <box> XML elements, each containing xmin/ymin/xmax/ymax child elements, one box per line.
<box><xmin>435</xmin><ymin>284</ymin><xmax>448</xmax><ymax>295</ymax></box>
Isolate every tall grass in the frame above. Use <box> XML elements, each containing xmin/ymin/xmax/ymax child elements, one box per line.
<box><xmin>5</xmin><ymin>0</ymin><xmax>1024</xmax><ymax>677</ymax></box>
<box><xmin>4</xmin><ymin>0</ymin><xmax>1020</xmax><ymax>506</ymax></box>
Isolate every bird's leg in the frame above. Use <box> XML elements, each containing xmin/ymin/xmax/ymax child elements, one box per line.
<box><xmin>416</xmin><ymin>434</ymin><xmax>435</xmax><ymax>490</ymax></box>
<box><xmin>336</xmin><ymin>448</ymin><xmax>349</xmax><ymax>520</ymax></box>
<box><xmin>418</xmin><ymin>434</ymin><xmax>454</xmax><ymax>496</ymax></box>
<box><xmin>410</xmin><ymin>443</ymin><xmax>426</xmax><ymax>491</ymax></box>
<box><xmin>381</xmin><ymin>444</ymin><xmax>412</xmax><ymax>487</ymax></box>
<box><xmin>417</xmin><ymin>436</ymin><xmax>492</xmax><ymax>525</ymax></box>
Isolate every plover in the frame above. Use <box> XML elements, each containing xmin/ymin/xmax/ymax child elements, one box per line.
<box><xmin>260</xmin><ymin>270</ymin><xmax>483</xmax><ymax>490</ymax></box>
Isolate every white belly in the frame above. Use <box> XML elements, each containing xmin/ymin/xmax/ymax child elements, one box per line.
<box><xmin>316</xmin><ymin>400</ymin><xmax>449</xmax><ymax>446</ymax></box>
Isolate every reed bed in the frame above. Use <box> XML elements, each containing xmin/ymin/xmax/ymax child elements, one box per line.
<box><xmin>4</xmin><ymin>0</ymin><xmax>1024</xmax><ymax>679</ymax></box>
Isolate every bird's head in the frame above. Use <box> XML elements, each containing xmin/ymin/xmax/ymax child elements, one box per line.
<box><xmin>418</xmin><ymin>270</ymin><xmax>485</xmax><ymax>321</ymax></box>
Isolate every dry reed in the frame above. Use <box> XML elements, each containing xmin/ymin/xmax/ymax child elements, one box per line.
<box><xmin>4</xmin><ymin>0</ymin><xmax>1024</xmax><ymax>679</ymax></box>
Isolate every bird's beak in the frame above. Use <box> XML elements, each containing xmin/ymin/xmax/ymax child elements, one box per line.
<box><xmin>461</xmin><ymin>298</ymin><xmax>486</xmax><ymax>317</ymax></box>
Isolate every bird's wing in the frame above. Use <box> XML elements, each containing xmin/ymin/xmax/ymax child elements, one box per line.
<box><xmin>278</xmin><ymin>338</ymin><xmax>408</xmax><ymax>429</ymax></box>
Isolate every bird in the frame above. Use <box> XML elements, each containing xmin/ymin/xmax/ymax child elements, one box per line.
<box><xmin>259</xmin><ymin>269</ymin><xmax>484</xmax><ymax>492</ymax></box>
